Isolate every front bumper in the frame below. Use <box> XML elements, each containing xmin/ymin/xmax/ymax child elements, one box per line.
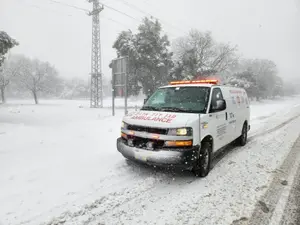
<box><xmin>116</xmin><ymin>138</ymin><xmax>199</xmax><ymax>170</ymax></box>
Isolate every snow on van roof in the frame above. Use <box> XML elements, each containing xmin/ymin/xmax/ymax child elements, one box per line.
<box><xmin>160</xmin><ymin>79</ymin><xmax>220</xmax><ymax>88</ymax></box>
<box><xmin>161</xmin><ymin>83</ymin><xmax>215</xmax><ymax>88</ymax></box>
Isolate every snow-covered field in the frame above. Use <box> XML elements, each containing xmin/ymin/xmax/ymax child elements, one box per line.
<box><xmin>0</xmin><ymin>97</ymin><xmax>300</xmax><ymax>225</ymax></box>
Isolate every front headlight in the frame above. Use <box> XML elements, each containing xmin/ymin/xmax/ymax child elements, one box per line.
<box><xmin>121</xmin><ymin>121</ymin><xmax>128</xmax><ymax>130</ymax></box>
<box><xmin>168</xmin><ymin>127</ymin><xmax>192</xmax><ymax>136</ymax></box>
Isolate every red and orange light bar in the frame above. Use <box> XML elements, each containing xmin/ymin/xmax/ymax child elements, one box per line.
<box><xmin>169</xmin><ymin>79</ymin><xmax>218</xmax><ymax>85</ymax></box>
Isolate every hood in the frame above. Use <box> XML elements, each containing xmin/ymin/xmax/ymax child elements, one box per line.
<box><xmin>123</xmin><ymin>110</ymin><xmax>199</xmax><ymax>128</ymax></box>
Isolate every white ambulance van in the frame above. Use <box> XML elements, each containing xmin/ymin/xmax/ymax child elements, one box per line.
<box><xmin>117</xmin><ymin>79</ymin><xmax>250</xmax><ymax>177</ymax></box>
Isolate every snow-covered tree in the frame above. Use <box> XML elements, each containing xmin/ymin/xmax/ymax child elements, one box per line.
<box><xmin>112</xmin><ymin>30</ymin><xmax>141</xmax><ymax>96</ymax></box>
<box><xmin>112</xmin><ymin>17</ymin><xmax>173</xmax><ymax>96</ymax></box>
<box><xmin>0</xmin><ymin>31</ymin><xmax>18</xmax><ymax>103</ymax></box>
<box><xmin>249</xmin><ymin>59</ymin><xmax>278</xmax><ymax>98</ymax></box>
<box><xmin>272</xmin><ymin>75</ymin><xmax>284</xmax><ymax>97</ymax></box>
<box><xmin>226</xmin><ymin>69</ymin><xmax>259</xmax><ymax>98</ymax></box>
<box><xmin>0</xmin><ymin>31</ymin><xmax>18</xmax><ymax>67</ymax></box>
<box><xmin>231</xmin><ymin>58</ymin><xmax>279</xmax><ymax>99</ymax></box>
<box><xmin>171</xmin><ymin>30</ymin><xmax>237</xmax><ymax>80</ymax></box>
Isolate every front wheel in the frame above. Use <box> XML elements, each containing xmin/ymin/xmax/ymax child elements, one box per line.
<box><xmin>238</xmin><ymin>123</ymin><xmax>248</xmax><ymax>146</ymax></box>
<box><xmin>192</xmin><ymin>142</ymin><xmax>212</xmax><ymax>177</ymax></box>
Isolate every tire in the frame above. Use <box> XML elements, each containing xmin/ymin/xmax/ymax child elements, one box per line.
<box><xmin>192</xmin><ymin>142</ymin><xmax>212</xmax><ymax>177</ymax></box>
<box><xmin>238</xmin><ymin>122</ymin><xmax>248</xmax><ymax>146</ymax></box>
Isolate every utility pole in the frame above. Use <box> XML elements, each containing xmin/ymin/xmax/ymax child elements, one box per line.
<box><xmin>88</xmin><ymin>0</ymin><xmax>104</xmax><ymax>108</ymax></box>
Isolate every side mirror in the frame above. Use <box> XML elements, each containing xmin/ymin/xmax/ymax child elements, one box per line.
<box><xmin>215</xmin><ymin>99</ymin><xmax>226</xmax><ymax>111</ymax></box>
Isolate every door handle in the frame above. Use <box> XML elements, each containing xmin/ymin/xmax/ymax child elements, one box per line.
<box><xmin>225</xmin><ymin>112</ymin><xmax>228</xmax><ymax>120</ymax></box>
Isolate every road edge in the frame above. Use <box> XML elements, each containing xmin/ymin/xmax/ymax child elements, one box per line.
<box><xmin>246</xmin><ymin>135</ymin><xmax>300</xmax><ymax>225</ymax></box>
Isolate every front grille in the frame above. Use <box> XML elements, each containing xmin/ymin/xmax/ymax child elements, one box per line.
<box><xmin>127</xmin><ymin>135</ymin><xmax>165</xmax><ymax>150</ymax></box>
<box><xmin>127</xmin><ymin>125</ymin><xmax>168</xmax><ymax>135</ymax></box>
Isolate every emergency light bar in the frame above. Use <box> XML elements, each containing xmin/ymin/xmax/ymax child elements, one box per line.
<box><xmin>169</xmin><ymin>79</ymin><xmax>218</xmax><ymax>85</ymax></box>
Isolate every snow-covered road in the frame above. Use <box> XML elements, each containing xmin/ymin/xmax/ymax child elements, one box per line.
<box><xmin>0</xmin><ymin>97</ymin><xmax>300</xmax><ymax>225</ymax></box>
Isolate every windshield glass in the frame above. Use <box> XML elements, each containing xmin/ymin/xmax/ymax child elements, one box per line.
<box><xmin>142</xmin><ymin>86</ymin><xmax>210</xmax><ymax>113</ymax></box>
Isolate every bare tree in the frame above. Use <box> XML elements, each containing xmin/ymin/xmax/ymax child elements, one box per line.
<box><xmin>0</xmin><ymin>64</ymin><xmax>10</xmax><ymax>103</ymax></box>
<box><xmin>172</xmin><ymin>30</ymin><xmax>238</xmax><ymax>79</ymax></box>
<box><xmin>15</xmin><ymin>56</ymin><xmax>59</xmax><ymax>104</ymax></box>
<box><xmin>0</xmin><ymin>59</ymin><xmax>22</xmax><ymax>103</ymax></box>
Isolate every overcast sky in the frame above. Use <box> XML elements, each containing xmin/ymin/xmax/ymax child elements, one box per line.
<box><xmin>0</xmin><ymin>0</ymin><xmax>299</xmax><ymax>82</ymax></box>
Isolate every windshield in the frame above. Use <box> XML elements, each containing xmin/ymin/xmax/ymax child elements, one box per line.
<box><xmin>142</xmin><ymin>86</ymin><xmax>210</xmax><ymax>113</ymax></box>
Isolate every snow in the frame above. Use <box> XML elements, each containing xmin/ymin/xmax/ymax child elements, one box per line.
<box><xmin>0</xmin><ymin>96</ymin><xmax>300</xmax><ymax>225</ymax></box>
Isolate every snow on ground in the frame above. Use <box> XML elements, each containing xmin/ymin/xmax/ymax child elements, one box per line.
<box><xmin>4</xmin><ymin>97</ymin><xmax>144</xmax><ymax>109</ymax></box>
<box><xmin>0</xmin><ymin>97</ymin><xmax>299</xmax><ymax>225</ymax></box>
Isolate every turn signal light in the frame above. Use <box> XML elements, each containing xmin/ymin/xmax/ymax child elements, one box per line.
<box><xmin>165</xmin><ymin>140</ymin><xmax>193</xmax><ymax>147</ymax></box>
<box><xmin>121</xmin><ymin>132</ymin><xmax>127</xmax><ymax>139</ymax></box>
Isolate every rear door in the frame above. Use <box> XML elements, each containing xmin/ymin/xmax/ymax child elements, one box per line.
<box><xmin>208</xmin><ymin>87</ymin><xmax>228</xmax><ymax>151</ymax></box>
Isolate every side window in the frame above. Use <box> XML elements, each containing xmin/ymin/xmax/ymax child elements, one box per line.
<box><xmin>210</xmin><ymin>88</ymin><xmax>224</xmax><ymax>113</ymax></box>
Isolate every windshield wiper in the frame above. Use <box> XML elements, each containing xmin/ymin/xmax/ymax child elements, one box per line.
<box><xmin>141</xmin><ymin>106</ymin><xmax>160</xmax><ymax>111</ymax></box>
<box><xmin>160</xmin><ymin>107</ymin><xmax>194</xmax><ymax>113</ymax></box>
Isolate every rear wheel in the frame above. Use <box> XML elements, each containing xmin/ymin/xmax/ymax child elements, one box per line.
<box><xmin>238</xmin><ymin>123</ymin><xmax>248</xmax><ymax>146</ymax></box>
<box><xmin>193</xmin><ymin>142</ymin><xmax>212</xmax><ymax>177</ymax></box>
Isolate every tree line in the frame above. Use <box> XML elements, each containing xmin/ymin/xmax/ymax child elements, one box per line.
<box><xmin>0</xmin><ymin>31</ymin><xmax>103</xmax><ymax>104</ymax></box>
<box><xmin>112</xmin><ymin>17</ymin><xmax>298</xmax><ymax>99</ymax></box>
<box><xmin>1</xmin><ymin>18</ymin><xmax>299</xmax><ymax>104</ymax></box>
<box><xmin>0</xmin><ymin>52</ymin><xmax>94</xmax><ymax>104</ymax></box>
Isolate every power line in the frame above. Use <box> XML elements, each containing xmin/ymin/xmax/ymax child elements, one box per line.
<box><xmin>16</xmin><ymin>0</ymin><xmax>73</xmax><ymax>16</ymax></box>
<box><xmin>120</xmin><ymin>0</ymin><xmax>195</xmax><ymax>35</ymax></box>
<box><xmin>27</xmin><ymin>0</ymin><xmax>185</xmax><ymax>36</ymax></box>
<box><xmin>101</xmin><ymin>16</ymin><xmax>129</xmax><ymax>28</ymax></box>
<box><xmin>30</xmin><ymin>0</ymin><xmax>185</xmax><ymax>35</ymax></box>
<box><xmin>35</xmin><ymin>0</ymin><xmax>141</xmax><ymax>22</ymax></box>
<box><xmin>115</xmin><ymin>0</ymin><xmax>187</xmax><ymax>34</ymax></box>
<box><xmin>116</xmin><ymin>0</ymin><xmax>152</xmax><ymax>17</ymax></box>
<box><xmin>46</xmin><ymin>0</ymin><xmax>183</xmax><ymax>34</ymax></box>
<box><xmin>46</xmin><ymin>0</ymin><xmax>89</xmax><ymax>13</ymax></box>
<box><xmin>18</xmin><ymin>0</ymin><xmax>135</xmax><ymax>30</ymax></box>
<box><xmin>98</xmin><ymin>1</ymin><xmax>141</xmax><ymax>22</ymax></box>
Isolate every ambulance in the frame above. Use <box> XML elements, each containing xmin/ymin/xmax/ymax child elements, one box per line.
<box><xmin>116</xmin><ymin>79</ymin><xmax>250</xmax><ymax>177</ymax></box>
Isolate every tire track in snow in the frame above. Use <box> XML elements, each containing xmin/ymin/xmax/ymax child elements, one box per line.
<box><xmin>33</xmin><ymin>160</ymin><xmax>184</xmax><ymax>225</ymax></box>
<box><xmin>249</xmin><ymin>113</ymin><xmax>300</xmax><ymax>140</ymax></box>
<box><xmin>20</xmin><ymin>157</ymin><xmax>183</xmax><ymax>225</ymax></box>
<box><xmin>34</xmin><ymin>165</ymin><xmax>191</xmax><ymax>225</ymax></box>
<box><xmin>40</xmin><ymin>176</ymin><xmax>162</xmax><ymax>225</ymax></box>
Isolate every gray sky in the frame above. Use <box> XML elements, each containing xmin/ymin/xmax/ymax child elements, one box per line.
<box><xmin>0</xmin><ymin>0</ymin><xmax>299</xmax><ymax>82</ymax></box>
